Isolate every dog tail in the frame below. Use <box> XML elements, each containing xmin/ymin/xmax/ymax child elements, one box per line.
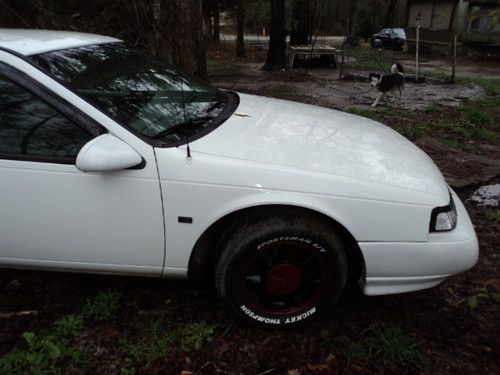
<box><xmin>391</xmin><ymin>63</ymin><xmax>404</xmax><ymax>74</ymax></box>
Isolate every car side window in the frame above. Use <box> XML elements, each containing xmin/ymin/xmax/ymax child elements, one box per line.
<box><xmin>0</xmin><ymin>74</ymin><xmax>93</xmax><ymax>162</ymax></box>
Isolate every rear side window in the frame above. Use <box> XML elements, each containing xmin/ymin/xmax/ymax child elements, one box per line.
<box><xmin>393</xmin><ymin>28</ymin><xmax>406</xmax><ymax>37</ymax></box>
<box><xmin>0</xmin><ymin>75</ymin><xmax>93</xmax><ymax>162</ymax></box>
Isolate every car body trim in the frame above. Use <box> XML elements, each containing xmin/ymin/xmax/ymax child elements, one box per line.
<box><xmin>0</xmin><ymin>258</ymin><xmax>161</xmax><ymax>276</ymax></box>
<box><xmin>363</xmin><ymin>274</ymin><xmax>448</xmax><ymax>295</ymax></box>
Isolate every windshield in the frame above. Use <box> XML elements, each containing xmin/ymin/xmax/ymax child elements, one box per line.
<box><xmin>393</xmin><ymin>28</ymin><xmax>406</xmax><ymax>37</ymax></box>
<box><xmin>30</xmin><ymin>43</ymin><xmax>237</xmax><ymax>145</ymax></box>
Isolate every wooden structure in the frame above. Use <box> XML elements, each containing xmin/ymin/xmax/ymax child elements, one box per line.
<box><xmin>286</xmin><ymin>44</ymin><xmax>341</xmax><ymax>70</ymax></box>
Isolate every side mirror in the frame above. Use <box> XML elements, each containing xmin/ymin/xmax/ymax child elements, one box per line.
<box><xmin>76</xmin><ymin>134</ymin><xmax>143</xmax><ymax>172</ymax></box>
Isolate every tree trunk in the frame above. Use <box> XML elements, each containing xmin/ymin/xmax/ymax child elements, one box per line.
<box><xmin>153</xmin><ymin>0</ymin><xmax>162</xmax><ymax>56</ymax></box>
<box><xmin>384</xmin><ymin>0</ymin><xmax>398</xmax><ymax>28</ymax></box>
<box><xmin>0</xmin><ymin>0</ymin><xmax>43</xmax><ymax>28</ymax></box>
<box><xmin>202</xmin><ymin>0</ymin><xmax>213</xmax><ymax>41</ymax></box>
<box><xmin>345</xmin><ymin>0</ymin><xmax>360</xmax><ymax>46</ymax></box>
<box><xmin>191</xmin><ymin>0</ymin><xmax>208</xmax><ymax>80</ymax></box>
<box><xmin>263</xmin><ymin>0</ymin><xmax>287</xmax><ymax>71</ymax></box>
<box><xmin>236</xmin><ymin>0</ymin><xmax>245</xmax><ymax>57</ymax></box>
<box><xmin>290</xmin><ymin>0</ymin><xmax>310</xmax><ymax>45</ymax></box>
<box><xmin>166</xmin><ymin>0</ymin><xmax>207</xmax><ymax>80</ymax></box>
<box><xmin>212</xmin><ymin>0</ymin><xmax>220</xmax><ymax>42</ymax></box>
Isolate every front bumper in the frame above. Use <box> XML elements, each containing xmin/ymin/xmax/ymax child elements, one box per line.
<box><xmin>359</xmin><ymin>190</ymin><xmax>479</xmax><ymax>295</ymax></box>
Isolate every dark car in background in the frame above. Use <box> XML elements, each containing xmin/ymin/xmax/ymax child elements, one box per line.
<box><xmin>371</xmin><ymin>28</ymin><xmax>406</xmax><ymax>50</ymax></box>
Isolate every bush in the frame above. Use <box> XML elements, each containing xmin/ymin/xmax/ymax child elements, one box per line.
<box><xmin>82</xmin><ymin>291</ymin><xmax>122</xmax><ymax>321</ymax></box>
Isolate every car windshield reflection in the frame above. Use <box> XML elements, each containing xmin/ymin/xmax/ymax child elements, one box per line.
<box><xmin>30</xmin><ymin>43</ymin><xmax>234</xmax><ymax>144</ymax></box>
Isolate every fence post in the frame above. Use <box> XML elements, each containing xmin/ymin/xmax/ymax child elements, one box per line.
<box><xmin>451</xmin><ymin>33</ymin><xmax>457</xmax><ymax>84</ymax></box>
<box><xmin>415</xmin><ymin>21</ymin><xmax>420</xmax><ymax>81</ymax></box>
<box><xmin>339</xmin><ymin>49</ymin><xmax>345</xmax><ymax>79</ymax></box>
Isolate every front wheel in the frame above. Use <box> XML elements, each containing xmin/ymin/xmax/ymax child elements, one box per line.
<box><xmin>215</xmin><ymin>213</ymin><xmax>347</xmax><ymax>327</ymax></box>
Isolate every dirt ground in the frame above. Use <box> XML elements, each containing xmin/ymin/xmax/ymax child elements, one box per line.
<box><xmin>0</xmin><ymin>44</ymin><xmax>499</xmax><ymax>374</ymax></box>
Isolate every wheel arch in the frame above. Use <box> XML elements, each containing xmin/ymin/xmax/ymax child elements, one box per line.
<box><xmin>187</xmin><ymin>204</ymin><xmax>365</xmax><ymax>288</ymax></box>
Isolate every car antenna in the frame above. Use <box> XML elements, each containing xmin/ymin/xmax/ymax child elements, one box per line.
<box><xmin>179</xmin><ymin>78</ymin><xmax>192</xmax><ymax>160</ymax></box>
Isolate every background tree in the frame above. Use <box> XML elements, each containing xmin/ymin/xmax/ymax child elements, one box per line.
<box><xmin>213</xmin><ymin>0</ymin><xmax>220</xmax><ymax>42</ymax></box>
<box><xmin>0</xmin><ymin>0</ymin><xmax>208</xmax><ymax>80</ymax></box>
<box><xmin>202</xmin><ymin>0</ymin><xmax>220</xmax><ymax>42</ymax></box>
<box><xmin>290</xmin><ymin>0</ymin><xmax>310</xmax><ymax>46</ymax></box>
<box><xmin>263</xmin><ymin>0</ymin><xmax>287</xmax><ymax>71</ymax></box>
<box><xmin>203</xmin><ymin>0</ymin><xmax>214</xmax><ymax>41</ymax></box>
<box><xmin>246</xmin><ymin>0</ymin><xmax>270</xmax><ymax>36</ymax></box>
<box><xmin>236</xmin><ymin>0</ymin><xmax>246</xmax><ymax>57</ymax></box>
<box><xmin>384</xmin><ymin>0</ymin><xmax>398</xmax><ymax>28</ymax></box>
<box><xmin>345</xmin><ymin>0</ymin><xmax>360</xmax><ymax>46</ymax></box>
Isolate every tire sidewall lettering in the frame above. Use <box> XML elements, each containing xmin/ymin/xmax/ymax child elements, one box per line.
<box><xmin>239</xmin><ymin>304</ymin><xmax>317</xmax><ymax>325</ymax></box>
<box><xmin>218</xmin><ymin>223</ymin><xmax>346</xmax><ymax>328</ymax></box>
<box><xmin>237</xmin><ymin>236</ymin><xmax>326</xmax><ymax>326</ymax></box>
<box><xmin>256</xmin><ymin>237</ymin><xmax>326</xmax><ymax>253</ymax></box>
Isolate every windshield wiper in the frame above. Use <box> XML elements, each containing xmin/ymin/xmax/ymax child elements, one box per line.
<box><xmin>205</xmin><ymin>96</ymin><xmax>225</xmax><ymax>113</ymax></box>
<box><xmin>152</xmin><ymin>116</ymin><xmax>215</xmax><ymax>140</ymax></box>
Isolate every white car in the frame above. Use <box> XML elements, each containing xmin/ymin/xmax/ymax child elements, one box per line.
<box><xmin>0</xmin><ymin>29</ymin><xmax>478</xmax><ymax>327</ymax></box>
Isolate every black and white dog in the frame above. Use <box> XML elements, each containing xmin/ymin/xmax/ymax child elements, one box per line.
<box><xmin>369</xmin><ymin>63</ymin><xmax>405</xmax><ymax>107</ymax></box>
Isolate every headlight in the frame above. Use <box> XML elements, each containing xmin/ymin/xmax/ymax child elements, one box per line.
<box><xmin>429</xmin><ymin>194</ymin><xmax>457</xmax><ymax>232</ymax></box>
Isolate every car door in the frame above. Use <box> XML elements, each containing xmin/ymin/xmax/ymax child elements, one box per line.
<box><xmin>0</xmin><ymin>59</ymin><xmax>165</xmax><ymax>276</ymax></box>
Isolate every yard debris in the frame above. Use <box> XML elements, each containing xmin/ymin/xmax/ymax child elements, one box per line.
<box><xmin>469</xmin><ymin>184</ymin><xmax>500</xmax><ymax>207</ymax></box>
<box><xmin>0</xmin><ymin>310</ymin><xmax>38</xmax><ymax>319</ymax></box>
<box><xmin>415</xmin><ymin>137</ymin><xmax>500</xmax><ymax>188</ymax></box>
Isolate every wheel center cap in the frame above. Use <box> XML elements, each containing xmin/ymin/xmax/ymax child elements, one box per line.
<box><xmin>265</xmin><ymin>264</ymin><xmax>302</xmax><ymax>296</ymax></box>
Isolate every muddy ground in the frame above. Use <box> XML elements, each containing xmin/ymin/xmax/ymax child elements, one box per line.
<box><xmin>0</xmin><ymin>44</ymin><xmax>499</xmax><ymax>374</ymax></box>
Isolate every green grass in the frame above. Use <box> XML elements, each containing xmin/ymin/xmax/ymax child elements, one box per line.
<box><xmin>469</xmin><ymin>127</ymin><xmax>497</xmax><ymax>141</ymax></box>
<box><xmin>436</xmin><ymin>113</ymin><xmax>497</xmax><ymax>141</ymax></box>
<box><xmin>475</xmin><ymin>97</ymin><xmax>500</xmax><ymax>107</ymax></box>
<box><xmin>382</xmin><ymin>107</ymin><xmax>403</xmax><ymax>117</ymax></box>
<box><xmin>397</xmin><ymin>124</ymin><xmax>431</xmax><ymax>140</ymax></box>
<box><xmin>123</xmin><ymin>321</ymin><xmax>177</xmax><ymax>366</ymax></box>
<box><xmin>363</xmin><ymin>324</ymin><xmax>421</xmax><ymax>366</ymax></box>
<box><xmin>123</xmin><ymin>320</ymin><xmax>216</xmax><ymax>369</ymax></box>
<box><xmin>462</xmin><ymin>107</ymin><xmax>495</xmax><ymax>126</ymax></box>
<box><xmin>341</xmin><ymin>324</ymin><xmax>421</xmax><ymax>367</ymax></box>
<box><xmin>486</xmin><ymin>210</ymin><xmax>500</xmax><ymax>223</ymax></box>
<box><xmin>437</xmin><ymin>120</ymin><xmax>468</xmax><ymax>136</ymax></box>
<box><xmin>82</xmin><ymin>291</ymin><xmax>122</xmax><ymax>321</ymax></box>
<box><xmin>409</xmin><ymin>73</ymin><xmax>500</xmax><ymax>96</ymax></box>
<box><xmin>0</xmin><ymin>288</ymin><xmax>217</xmax><ymax>374</ymax></box>
<box><xmin>0</xmin><ymin>316</ymin><xmax>84</xmax><ymax>374</ymax></box>
<box><xmin>180</xmin><ymin>321</ymin><xmax>216</xmax><ymax>352</ymax></box>
<box><xmin>424</xmin><ymin>104</ymin><xmax>442</xmax><ymax>114</ymax></box>
<box><xmin>354</xmin><ymin>59</ymin><xmax>392</xmax><ymax>72</ymax></box>
<box><xmin>457</xmin><ymin>77</ymin><xmax>500</xmax><ymax>96</ymax></box>
<box><xmin>0</xmin><ymin>291</ymin><xmax>122</xmax><ymax>374</ymax></box>
<box><xmin>53</xmin><ymin>315</ymin><xmax>85</xmax><ymax>339</ymax></box>
<box><xmin>346</xmin><ymin>107</ymin><xmax>380</xmax><ymax>121</ymax></box>
<box><xmin>441</xmin><ymin>139</ymin><xmax>458</xmax><ymax>148</ymax></box>
<box><xmin>345</xmin><ymin>45</ymin><xmax>392</xmax><ymax>73</ymax></box>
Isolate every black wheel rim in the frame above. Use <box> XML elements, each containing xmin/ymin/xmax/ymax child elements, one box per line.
<box><xmin>241</xmin><ymin>240</ymin><xmax>327</xmax><ymax>315</ymax></box>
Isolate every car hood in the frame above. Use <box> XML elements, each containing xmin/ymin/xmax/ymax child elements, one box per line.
<box><xmin>189</xmin><ymin>94</ymin><xmax>449</xmax><ymax>202</ymax></box>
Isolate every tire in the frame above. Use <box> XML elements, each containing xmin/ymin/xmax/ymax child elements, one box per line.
<box><xmin>215</xmin><ymin>213</ymin><xmax>347</xmax><ymax>328</ymax></box>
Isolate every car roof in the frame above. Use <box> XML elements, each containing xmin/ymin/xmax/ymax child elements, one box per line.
<box><xmin>0</xmin><ymin>28</ymin><xmax>121</xmax><ymax>56</ymax></box>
